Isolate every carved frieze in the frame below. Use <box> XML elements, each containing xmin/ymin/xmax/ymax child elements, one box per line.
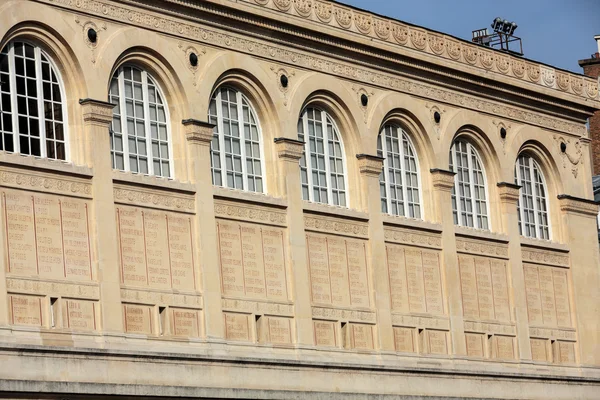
<box><xmin>222</xmin><ymin>298</ymin><xmax>294</xmax><ymax>316</ymax></box>
<box><xmin>383</xmin><ymin>227</ymin><xmax>442</xmax><ymax>249</ymax></box>
<box><xmin>44</xmin><ymin>0</ymin><xmax>592</xmax><ymax>136</ymax></box>
<box><xmin>391</xmin><ymin>313</ymin><xmax>450</xmax><ymax>330</ymax></box>
<box><xmin>521</xmin><ymin>247</ymin><xmax>570</xmax><ymax>267</ymax></box>
<box><xmin>455</xmin><ymin>238</ymin><xmax>509</xmax><ymax>259</ymax></box>
<box><xmin>113</xmin><ymin>185</ymin><xmax>195</xmax><ymax>213</ymax></box>
<box><xmin>529</xmin><ymin>326</ymin><xmax>577</xmax><ymax>341</ymax></box>
<box><xmin>214</xmin><ymin>200</ymin><xmax>287</xmax><ymax>226</ymax></box>
<box><xmin>6</xmin><ymin>277</ymin><xmax>100</xmax><ymax>300</ymax></box>
<box><xmin>464</xmin><ymin>320</ymin><xmax>516</xmax><ymax>336</ymax></box>
<box><xmin>304</xmin><ymin>215</ymin><xmax>368</xmax><ymax>238</ymax></box>
<box><xmin>120</xmin><ymin>288</ymin><xmax>203</xmax><ymax>308</ymax></box>
<box><xmin>0</xmin><ymin>168</ymin><xmax>92</xmax><ymax>198</ymax></box>
<box><xmin>312</xmin><ymin>306</ymin><xmax>376</xmax><ymax>323</ymax></box>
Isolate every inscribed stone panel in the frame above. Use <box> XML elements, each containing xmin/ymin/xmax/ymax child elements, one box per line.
<box><xmin>490</xmin><ymin>260</ymin><xmax>510</xmax><ymax>322</ymax></box>
<box><xmin>523</xmin><ymin>264</ymin><xmax>572</xmax><ymax>328</ymax></box>
<box><xmin>557</xmin><ymin>341</ymin><xmax>575</xmax><ymax>364</ymax></box>
<box><xmin>61</xmin><ymin>199</ymin><xmax>92</xmax><ymax>280</ymax></box>
<box><xmin>530</xmin><ymin>338</ymin><xmax>549</xmax><ymax>362</ymax></box>
<box><xmin>117</xmin><ymin>208</ymin><xmax>148</xmax><ymax>286</ymax></box>
<box><xmin>123</xmin><ymin>304</ymin><xmax>153</xmax><ymax>334</ymax></box>
<box><xmin>33</xmin><ymin>195</ymin><xmax>64</xmax><ymax>279</ymax></box>
<box><xmin>224</xmin><ymin>312</ymin><xmax>250</xmax><ymax>341</ymax></box>
<box><xmin>427</xmin><ymin>330</ymin><xmax>448</xmax><ymax>355</ymax></box>
<box><xmin>459</xmin><ymin>255</ymin><xmax>479</xmax><ymax>319</ymax></box>
<box><xmin>393</xmin><ymin>327</ymin><xmax>415</xmax><ymax>353</ymax></box>
<box><xmin>240</xmin><ymin>224</ymin><xmax>267</xmax><ymax>298</ymax></box>
<box><xmin>346</xmin><ymin>240</ymin><xmax>369</xmax><ymax>308</ymax></box>
<box><xmin>552</xmin><ymin>269</ymin><xmax>571</xmax><ymax>327</ymax></box>
<box><xmin>170</xmin><ymin>308</ymin><xmax>200</xmax><ymax>337</ymax></box>
<box><xmin>262</xmin><ymin>228</ymin><xmax>288</xmax><ymax>300</ymax></box>
<box><xmin>348</xmin><ymin>323</ymin><xmax>374</xmax><ymax>350</ymax></box>
<box><xmin>386</xmin><ymin>245</ymin><xmax>409</xmax><ymax>312</ymax></box>
<box><xmin>422</xmin><ymin>251</ymin><xmax>443</xmax><ymax>315</ymax></box>
<box><xmin>524</xmin><ymin>264</ymin><xmax>543</xmax><ymax>325</ymax></box>
<box><xmin>217</xmin><ymin>221</ymin><xmax>245</xmax><ymax>296</ymax></box>
<box><xmin>4</xmin><ymin>192</ymin><xmax>37</xmax><ymax>276</ymax></box>
<box><xmin>465</xmin><ymin>333</ymin><xmax>485</xmax><ymax>357</ymax></box>
<box><xmin>168</xmin><ymin>215</ymin><xmax>195</xmax><ymax>291</ymax></box>
<box><xmin>538</xmin><ymin>266</ymin><xmax>557</xmax><ymax>327</ymax></box>
<box><xmin>327</xmin><ymin>236</ymin><xmax>350</xmax><ymax>307</ymax></box>
<box><xmin>475</xmin><ymin>257</ymin><xmax>494</xmax><ymax>320</ymax></box>
<box><xmin>405</xmin><ymin>248</ymin><xmax>426</xmax><ymax>313</ymax></box>
<box><xmin>494</xmin><ymin>335</ymin><xmax>515</xmax><ymax>360</ymax></box>
<box><xmin>63</xmin><ymin>299</ymin><xmax>96</xmax><ymax>331</ymax></box>
<box><xmin>307</xmin><ymin>234</ymin><xmax>331</xmax><ymax>304</ymax></box>
<box><xmin>9</xmin><ymin>294</ymin><xmax>42</xmax><ymax>326</ymax></box>
<box><xmin>266</xmin><ymin>316</ymin><xmax>292</xmax><ymax>344</ymax></box>
<box><xmin>314</xmin><ymin>320</ymin><xmax>337</xmax><ymax>347</ymax></box>
<box><xmin>144</xmin><ymin>211</ymin><xmax>171</xmax><ymax>289</ymax></box>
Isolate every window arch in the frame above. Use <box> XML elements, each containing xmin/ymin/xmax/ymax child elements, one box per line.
<box><xmin>298</xmin><ymin>107</ymin><xmax>347</xmax><ymax>207</ymax></box>
<box><xmin>208</xmin><ymin>86</ymin><xmax>265</xmax><ymax>193</ymax></box>
<box><xmin>109</xmin><ymin>65</ymin><xmax>172</xmax><ymax>177</ymax></box>
<box><xmin>515</xmin><ymin>154</ymin><xmax>550</xmax><ymax>240</ymax></box>
<box><xmin>450</xmin><ymin>139</ymin><xmax>489</xmax><ymax>229</ymax></box>
<box><xmin>377</xmin><ymin>124</ymin><xmax>422</xmax><ymax>218</ymax></box>
<box><xmin>0</xmin><ymin>41</ymin><xmax>67</xmax><ymax>159</ymax></box>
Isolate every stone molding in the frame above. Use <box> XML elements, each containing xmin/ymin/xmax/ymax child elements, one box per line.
<box><xmin>557</xmin><ymin>194</ymin><xmax>600</xmax><ymax>217</ymax></box>
<box><xmin>221</xmin><ymin>298</ymin><xmax>295</xmax><ymax>316</ymax></box>
<box><xmin>521</xmin><ymin>247</ymin><xmax>570</xmax><ymax>268</ymax></box>
<box><xmin>304</xmin><ymin>214</ymin><xmax>369</xmax><ymax>238</ymax></box>
<box><xmin>274</xmin><ymin>137</ymin><xmax>304</xmax><ymax>161</ymax></box>
<box><xmin>120</xmin><ymin>288</ymin><xmax>203</xmax><ymax>308</ymax></box>
<box><xmin>79</xmin><ymin>98</ymin><xmax>114</xmax><ymax>126</ymax></box>
<box><xmin>6</xmin><ymin>277</ymin><xmax>100</xmax><ymax>300</ymax></box>
<box><xmin>529</xmin><ymin>326</ymin><xmax>577</xmax><ymax>341</ymax></box>
<box><xmin>430</xmin><ymin>168</ymin><xmax>456</xmax><ymax>192</ymax></box>
<box><xmin>391</xmin><ymin>313</ymin><xmax>450</xmax><ymax>331</ymax></box>
<box><xmin>43</xmin><ymin>0</ymin><xmax>588</xmax><ymax>136</ymax></box>
<box><xmin>182</xmin><ymin>119</ymin><xmax>215</xmax><ymax>145</ymax></box>
<box><xmin>113</xmin><ymin>184</ymin><xmax>195</xmax><ymax>213</ymax></box>
<box><xmin>383</xmin><ymin>227</ymin><xmax>442</xmax><ymax>249</ymax></box>
<box><xmin>497</xmin><ymin>182</ymin><xmax>521</xmax><ymax>204</ymax></box>
<box><xmin>312</xmin><ymin>306</ymin><xmax>376</xmax><ymax>323</ymax></box>
<box><xmin>214</xmin><ymin>199</ymin><xmax>287</xmax><ymax>227</ymax></box>
<box><xmin>464</xmin><ymin>320</ymin><xmax>516</xmax><ymax>336</ymax></box>
<box><xmin>238</xmin><ymin>0</ymin><xmax>599</xmax><ymax>103</ymax></box>
<box><xmin>356</xmin><ymin>154</ymin><xmax>384</xmax><ymax>177</ymax></box>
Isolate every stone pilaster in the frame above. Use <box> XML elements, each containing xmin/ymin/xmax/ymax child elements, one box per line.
<box><xmin>497</xmin><ymin>182</ymin><xmax>531</xmax><ymax>360</ymax></box>
<box><xmin>273</xmin><ymin>138</ymin><xmax>313</xmax><ymax>345</ymax></box>
<box><xmin>557</xmin><ymin>194</ymin><xmax>600</xmax><ymax>365</ymax></box>
<box><xmin>79</xmin><ymin>98</ymin><xmax>123</xmax><ymax>333</ymax></box>
<box><xmin>430</xmin><ymin>168</ymin><xmax>465</xmax><ymax>355</ymax></box>
<box><xmin>356</xmin><ymin>154</ymin><xmax>394</xmax><ymax>351</ymax></box>
<box><xmin>183</xmin><ymin>119</ymin><xmax>224</xmax><ymax>339</ymax></box>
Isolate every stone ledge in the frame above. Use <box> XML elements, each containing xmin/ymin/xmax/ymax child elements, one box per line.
<box><xmin>112</xmin><ymin>170</ymin><xmax>196</xmax><ymax>194</ymax></box>
<box><xmin>213</xmin><ymin>186</ymin><xmax>287</xmax><ymax>208</ymax></box>
<box><xmin>0</xmin><ymin>152</ymin><xmax>93</xmax><ymax>177</ymax></box>
<box><xmin>382</xmin><ymin>215</ymin><xmax>442</xmax><ymax>233</ymax></box>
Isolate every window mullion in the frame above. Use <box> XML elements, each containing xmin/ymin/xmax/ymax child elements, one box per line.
<box><xmin>303</xmin><ymin>113</ymin><xmax>314</xmax><ymax>202</ymax></box>
<box><xmin>382</xmin><ymin>131</ymin><xmax>393</xmax><ymax>215</ymax></box>
<box><xmin>117</xmin><ymin>69</ymin><xmax>130</xmax><ymax>172</ymax></box>
<box><xmin>141</xmin><ymin>71</ymin><xmax>153</xmax><ymax>176</ymax></box>
<box><xmin>451</xmin><ymin>146</ymin><xmax>463</xmax><ymax>225</ymax></box>
<box><xmin>8</xmin><ymin>43</ymin><xmax>19</xmax><ymax>154</ymax></box>
<box><xmin>516</xmin><ymin>161</ymin><xmax>527</xmax><ymax>237</ymax></box>
<box><xmin>398</xmin><ymin>129</ymin><xmax>410</xmax><ymax>217</ymax></box>
<box><xmin>529</xmin><ymin>157</ymin><xmax>542</xmax><ymax>238</ymax></box>
<box><xmin>34</xmin><ymin>47</ymin><xmax>46</xmax><ymax>158</ymax></box>
<box><xmin>322</xmin><ymin>113</ymin><xmax>333</xmax><ymax>205</ymax></box>
<box><xmin>466</xmin><ymin>144</ymin><xmax>478</xmax><ymax>228</ymax></box>
<box><xmin>216</xmin><ymin>91</ymin><xmax>226</xmax><ymax>187</ymax></box>
<box><xmin>238</xmin><ymin>92</ymin><xmax>248</xmax><ymax>190</ymax></box>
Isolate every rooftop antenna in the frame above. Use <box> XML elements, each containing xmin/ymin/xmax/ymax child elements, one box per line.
<box><xmin>472</xmin><ymin>17</ymin><xmax>523</xmax><ymax>56</ymax></box>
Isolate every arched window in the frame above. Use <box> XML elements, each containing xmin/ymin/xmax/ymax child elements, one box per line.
<box><xmin>208</xmin><ymin>87</ymin><xmax>264</xmax><ymax>193</ymax></box>
<box><xmin>515</xmin><ymin>154</ymin><xmax>550</xmax><ymax>239</ymax></box>
<box><xmin>298</xmin><ymin>107</ymin><xmax>347</xmax><ymax>207</ymax></box>
<box><xmin>450</xmin><ymin>139</ymin><xmax>489</xmax><ymax>229</ymax></box>
<box><xmin>377</xmin><ymin>124</ymin><xmax>422</xmax><ymax>218</ymax></box>
<box><xmin>0</xmin><ymin>41</ymin><xmax>67</xmax><ymax>159</ymax></box>
<box><xmin>109</xmin><ymin>66</ymin><xmax>171</xmax><ymax>177</ymax></box>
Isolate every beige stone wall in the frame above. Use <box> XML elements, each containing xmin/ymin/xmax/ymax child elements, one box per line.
<box><xmin>0</xmin><ymin>1</ymin><xmax>600</xmax><ymax>398</ymax></box>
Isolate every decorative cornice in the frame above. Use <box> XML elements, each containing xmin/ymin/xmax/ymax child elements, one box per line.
<box><xmin>44</xmin><ymin>0</ymin><xmax>589</xmax><ymax>136</ymax></box>
<box><xmin>274</xmin><ymin>137</ymin><xmax>304</xmax><ymax>161</ymax></box>
<box><xmin>239</xmin><ymin>0</ymin><xmax>599</xmax><ymax>103</ymax></box>
<box><xmin>455</xmin><ymin>238</ymin><xmax>509</xmax><ymax>259</ymax></box>
<box><xmin>79</xmin><ymin>98</ymin><xmax>114</xmax><ymax>125</ymax></box>
<box><xmin>497</xmin><ymin>182</ymin><xmax>521</xmax><ymax>204</ymax></box>
<box><xmin>430</xmin><ymin>168</ymin><xmax>456</xmax><ymax>191</ymax></box>
<box><xmin>521</xmin><ymin>248</ymin><xmax>570</xmax><ymax>268</ymax></box>
<box><xmin>0</xmin><ymin>167</ymin><xmax>92</xmax><ymax>198</ymax></box>
<box><xmin>557</xmin><ymin>194</ymin><xmax>599</xmax><ymax>217</ymax></box>
<box><xmin>182</xmin><ymin>119</ymin><xmax>215</xmax><ymax>145</ymax></box>
<box><xmin>356</xmin><ymin>154</ymin><xmax>384</xmax><ymax>176</ymax></box>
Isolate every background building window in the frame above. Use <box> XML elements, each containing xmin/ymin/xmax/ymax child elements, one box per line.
<box><xmin>0</xmin><ymin>41</ymin><xmax>66</xmax><ymax>159</ymax></box>
<box><xmin>208</xmin><ymin>87</ymin><xmax>264</xmax><ymax>193</ymax></box>
<box><xmin>109</xmin><ymin>66</ymin><xmax>171</xmax><ymax>177</ymax></box>
<box><xmin>377</xmin><ymin>124</ymin><xmax>421</xmax><ymax>218</ymax></box>
<box><xmin>450</xmin><ymin>139</ymin><xmax>489</xmax><ymax>229</ymax></box>
<box><xmin>298</xmin><ymin>107</ymin><xmax>346</xmax><ymax>207</ymax></box>
<box><xmin>515</xmin><ymin>154</ymin><xmax>550</xmax><ymax>240</ymax></box>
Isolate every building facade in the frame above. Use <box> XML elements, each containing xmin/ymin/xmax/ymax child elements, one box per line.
<box><xmin>1</xmin><ymin>1</ymin><xmax>600</xmax><ymax>399</ymax></box>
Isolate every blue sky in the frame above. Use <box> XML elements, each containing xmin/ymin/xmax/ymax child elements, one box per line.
<box><xmin>339</xmin><ymin>0</ymin><xmax>600</xmax><ymax>74</ymax></box>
